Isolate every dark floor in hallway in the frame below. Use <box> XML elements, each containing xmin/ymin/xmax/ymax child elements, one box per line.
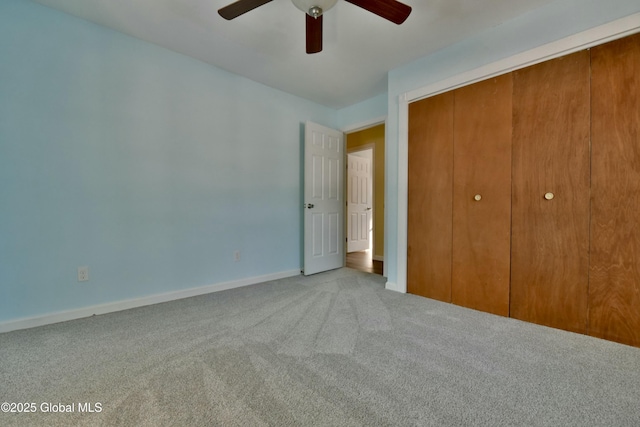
<box><xmin>346</xmin><ymin>250</ymin><xmax>383</xmax><ymax>275</ymax></box>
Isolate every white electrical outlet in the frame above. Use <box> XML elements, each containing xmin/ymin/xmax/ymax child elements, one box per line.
<box><xmin>234</xmin><ymin>250</ymin><xmax>241</xmax><ymax>262</ymax></box>
<box><xmin>77</xmin><ymin>266</ymin><xmax>89</xmax><ymax>282</ymax></box>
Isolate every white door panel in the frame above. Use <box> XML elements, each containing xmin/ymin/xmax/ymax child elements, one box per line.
<box><xmin>347</xmin><ymin>153</ymin><xmax>372</xmax><ymax>253</ymax></box>
<box><xmin>304</xmin><ymin>122</ymin><xmax>344</xmax><ymax>275</ymax></box>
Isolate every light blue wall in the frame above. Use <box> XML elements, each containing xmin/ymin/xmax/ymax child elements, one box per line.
<box><xmin>0</xmin><ymin>0</ymin><xmax>336</xmax><ymax>322</ymax></box>
<box><xmin>384</xmin><ymin>0</ymin><xmax>640</xmax><ymax>287</ymax></box>
<box><xmin>336</xmin><ymin>92</ymin><xmax>387</xmax><ymax>131</ymax></box>
<box><xmin>4</xmin><ymin>0</ymin><xmax>638</xmax><ymax>324</ymax></box>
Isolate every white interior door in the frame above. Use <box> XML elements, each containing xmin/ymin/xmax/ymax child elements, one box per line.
<box><xmin>303</xmin><ymin>121</ymin><xmax>344</xmax><ymax>275</ymax></box>
<box><xmin>347</xmin><ymin>153</ymin><xmax>372</xmax><ymax>252</ymax></box>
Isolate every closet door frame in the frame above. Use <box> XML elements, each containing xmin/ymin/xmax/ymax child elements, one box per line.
<box><xmin>393</xmin><ymin>16</ymin><xmax>640</xmax><ymax>294</ymax></box>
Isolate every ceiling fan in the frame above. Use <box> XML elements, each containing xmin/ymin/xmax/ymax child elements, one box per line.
<box><xmin>218</xmin><ymin>0</ymin><xmax>412</xmax><ymax>54</ymax></box>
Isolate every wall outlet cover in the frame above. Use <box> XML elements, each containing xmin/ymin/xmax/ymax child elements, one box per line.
<box><xmin>78</xmin><ymin>266</ymin><xmax>89</xmax><ymax>282</ymax></box>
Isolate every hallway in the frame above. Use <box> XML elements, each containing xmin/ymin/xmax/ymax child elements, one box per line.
<box><xmin>346</xmin><ymin>250</ymin><xmax>383</xmax><ymax>275</ymax></box>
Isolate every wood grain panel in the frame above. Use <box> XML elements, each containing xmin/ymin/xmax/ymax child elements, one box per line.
<box><xmin>510</xmin><ymin>51</ymin><xmax>591</xmax><ymax>333</ymax></box>
<box><xmin>590</xmin><ymin>33</ymin><xmax>640</xmax><ymax>347</ymax></box>
<box><xmin>452</xmin><ymin>75</ymin><xmax>512</xmax><ymax>316</ymax></box>
<box><xmin>407</xmin><ymin>93</ymin><xmax>454</xmax><ymax>301</ymax></box>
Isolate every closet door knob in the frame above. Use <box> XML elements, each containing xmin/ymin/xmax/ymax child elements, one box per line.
<box><xmin>474</xmin><ymin>194</ymin><xmax>482</xmax><ymax>201</ymax></box>
<box><xmin>544</xmin><ymin>192</ymin><xmax>554</xmax><ymax>200</ymax></box>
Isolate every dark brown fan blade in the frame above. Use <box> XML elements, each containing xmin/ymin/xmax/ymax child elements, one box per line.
<box><xmin>306</xmin><ymin>14</ymin><xmax>323</xmax><ymax>54</ymax></box>
<box><xmin>344</xmin><ymin>0</ymin><xmax>411</xmax><ymax>24</ymax></box>
<box><xmin>218</xmin><ymin>0</ymin><xmax>273</xmax><ymax>20</ymax></box>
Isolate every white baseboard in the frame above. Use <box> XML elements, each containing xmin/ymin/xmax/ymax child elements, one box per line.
<box><xmin>0</xmin><ymin>269</ymin><xmax>301</xmax><ymax>334</ymax></box>
<box><xmin>385</xmin><ymin>281</ymin><xmax>405</xmax><ymax>293</ymax></box>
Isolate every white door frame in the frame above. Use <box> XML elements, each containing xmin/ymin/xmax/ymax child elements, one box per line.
<box><xmin>343</xmin><ymin>118</ymin><xmax>386</xmax><ymax>276</ymax></box>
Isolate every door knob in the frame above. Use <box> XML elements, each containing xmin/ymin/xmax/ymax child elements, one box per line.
<box><xmin>307</xmin><ymin>203</ymin><xmax>315</xmax><ymax>209</ymax></box>
<box><xmin>366</xmin><ymin>207</ymin><xmax>372</xmax><ymax>211</ymax></box>
<box><xmin>544</xmin><ymin>192</ymin><xmax>554</xmax><ymax>200</ymax></box>
<box><xmin>474</xmin><ymin>194</ymin><xmax>482</xmax><ymax>201</ymax></box>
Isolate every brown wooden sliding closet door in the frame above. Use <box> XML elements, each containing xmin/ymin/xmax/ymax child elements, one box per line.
<box><xmin>510</xmin><ymin>51</ymin><xmax>591</xmax><ymax>333</ymax></box>
<box><xmin>407</xmin><ymin>93</ymin><xmax>454</xmax><ymax>301</ymax></box>
<box><xmin>451</xmin><ymin>75</ymin><xmax>512</xmax><ymax>316</ymax></box>
<box><xmin>590</xmin><ymin>33</ymin><xmax>640</xmax><ymax>347</ymax></box>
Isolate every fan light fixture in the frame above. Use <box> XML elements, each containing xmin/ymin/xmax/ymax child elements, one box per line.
<box><xmin>218</xmin><ymin>0</ymin><xmax>412</xmax><ymax>54</ymax></box>
<box><xmin>291</xmin><ymin>0</ymin><xmax>338</xmax><ymax>17</ymax></box>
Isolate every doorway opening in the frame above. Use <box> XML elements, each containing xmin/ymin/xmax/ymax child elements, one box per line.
<box><xmin>346</xmin><ymin>250</ymin><xmax>383</xmax><ymax>275</ymax></box>
<box><xmin>345</xmin><ymin>123</ymin><xmax>385</xmax><ymax>276</ymax></box>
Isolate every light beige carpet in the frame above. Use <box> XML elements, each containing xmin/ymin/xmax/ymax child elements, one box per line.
<box><xmin>1</xmin><ymin>268</ymin><xmax>639</xmax><ymax>426</ymax></box>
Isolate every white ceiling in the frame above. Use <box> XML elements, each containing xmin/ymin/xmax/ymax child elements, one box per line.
<box><xmin>32</xmin><ymin>0</ymin><xmax>556</xmax><ymax>109</ymax></box>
